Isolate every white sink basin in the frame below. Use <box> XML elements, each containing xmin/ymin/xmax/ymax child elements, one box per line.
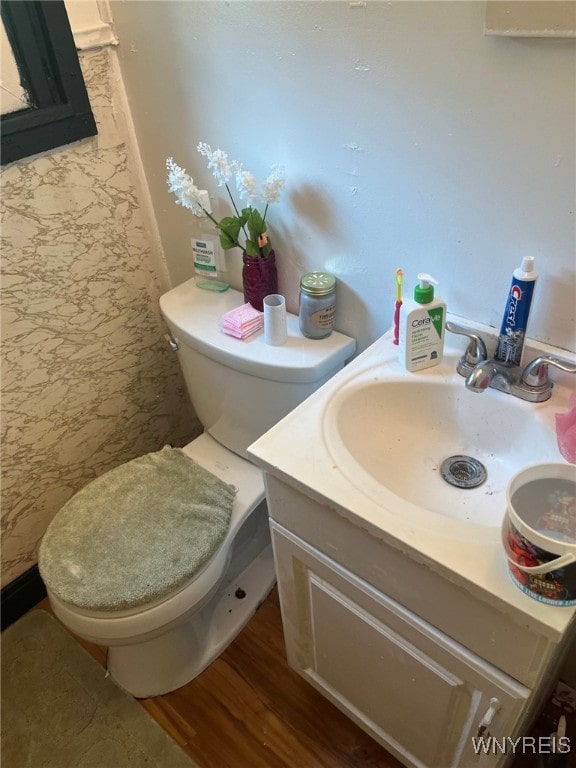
<box><xmin>323</xmin><ymin>375</ymin><xmax>563</xmax><ymax>527</ymax></box>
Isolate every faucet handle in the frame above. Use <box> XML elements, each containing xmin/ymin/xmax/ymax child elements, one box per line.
<box><xmin>445</xmin><ymin>321</ymin><xmax>488</xmax><ymax>375</ymax></box>
<box><xmin>521</xmin><ymin>356</ymin><xmax>576</xmax><ymax>389</ymax></box>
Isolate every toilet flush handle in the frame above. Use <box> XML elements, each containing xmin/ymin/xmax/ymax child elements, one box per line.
<box><xmin>165</xmin><ymin>334</ymin><xmax>179</xmax><ymax>352</ymax></box>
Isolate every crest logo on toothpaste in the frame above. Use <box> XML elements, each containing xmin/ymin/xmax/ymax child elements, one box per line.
<box><xmin>505</xmin><ymin>284</ymin><xmax>526</xmax><ymax>329</ymax></box>
<box><xmin>511</xmin><ymin>285</ymin><xmax>523</xmax><ymax>301</ymax></box>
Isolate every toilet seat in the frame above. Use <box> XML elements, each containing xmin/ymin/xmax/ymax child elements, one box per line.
<box><xmin>44</xmin><ymin>434</ymin><xmax>266</xmax><ymax>646</ymax></box>
<box><xmin>39</xmin><ymin>444</ymin><xmax>238</xmax><ymax>613</ymax></box>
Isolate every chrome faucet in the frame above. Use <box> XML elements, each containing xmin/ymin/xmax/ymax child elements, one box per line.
<box><xmin>445</xmin><ymin>321</ymin><xmax>576</xmax><ymax>403</ymax></box>
<box><xmin>465</xmin><ymin>359</ymin><xmax>515</xmax><ymax>394</ymax></box>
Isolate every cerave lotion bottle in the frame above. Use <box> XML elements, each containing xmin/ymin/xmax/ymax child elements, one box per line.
<box><xmin>398</xmin><ymin>273</ymin><xmax>446</xmax><ymax>371</ymax></box>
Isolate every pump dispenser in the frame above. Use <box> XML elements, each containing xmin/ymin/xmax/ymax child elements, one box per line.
<box><xmin>398</xmin><ymin>273</ymin><xmax>446</xmax><ymax>371</ymax></box>
<box><xmin>414</xmin><ymin>273</ymin><xmax>436</xmax><ymax>304</ymax></box>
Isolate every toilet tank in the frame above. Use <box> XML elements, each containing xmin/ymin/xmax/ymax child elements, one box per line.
<box><xmin>160</xmin><ymin>280</ymin><xmax>356</xmax><ymax>458</ymax></box>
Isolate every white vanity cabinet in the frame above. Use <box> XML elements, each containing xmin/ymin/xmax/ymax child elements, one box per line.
<box><xmin>248</xmin><ymin>327</ymin><xmax>576</xmax><ymax>768</ymax></box>
<box><xmin>264</xmin><ymin>475</ymin><xmax>571</xmax><ymax>768</ymax></box>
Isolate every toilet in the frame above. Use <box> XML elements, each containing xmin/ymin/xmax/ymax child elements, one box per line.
<box><xmin>39</xmin><ymin>280</ymin><xmax>355</xmax><ymax>698</ymax></box>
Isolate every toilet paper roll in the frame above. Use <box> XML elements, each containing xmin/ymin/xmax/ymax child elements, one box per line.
<box><xmin>263</xmin><ymin>294</ymin><xmax>288</xmax><ymax>346</ymax></box>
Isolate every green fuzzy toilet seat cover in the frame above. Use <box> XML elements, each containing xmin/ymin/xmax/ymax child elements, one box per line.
<box><xmin>39</xmin><ymin>447</ymin><xmax>237</xmax><ymax>611</ymax></box>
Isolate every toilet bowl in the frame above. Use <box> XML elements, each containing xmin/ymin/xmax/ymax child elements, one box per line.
<box><xmin>39</xmin><ymin>281</ymin><xmax>355</xmax><ymax>697</ymax></box>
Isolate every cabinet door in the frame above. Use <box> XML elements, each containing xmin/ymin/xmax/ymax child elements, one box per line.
<box><xmin>272</xmin><ymin>523</ymin><xmax>531</xmax><ymax>768</ymax></box>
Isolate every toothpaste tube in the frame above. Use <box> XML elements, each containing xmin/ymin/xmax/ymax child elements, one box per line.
<box><xmin>495</xmin><ymin>257</ymin><xmax>538</xmax><ymax>366</ymax></box>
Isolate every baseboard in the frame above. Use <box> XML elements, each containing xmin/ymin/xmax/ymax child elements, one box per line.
<box><xmin>1</xmin><ymin>565</ymin><xmax>47</xmax><ymax>631</ymax></box>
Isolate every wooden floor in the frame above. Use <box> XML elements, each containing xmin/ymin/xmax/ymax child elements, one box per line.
<box><xmin>35</xmin><ymin>589</ymin><xmax>572</xmax><ymax>768</ymax></box>
<box><xmin>37</xmin><ymin>589</ymin><xmax>402</xmax><ymax>768</ymax></box>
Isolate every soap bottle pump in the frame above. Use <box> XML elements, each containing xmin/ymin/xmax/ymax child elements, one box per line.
<box><xmin>398</xmin><ymin>273</ymin><xmax>446</xmax><ymax>372</ymax></box>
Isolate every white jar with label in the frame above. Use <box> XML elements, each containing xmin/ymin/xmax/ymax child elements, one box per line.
<box><xmin>299</xmin><ymin>272</ymin><xmax>336</xmax><ymax>339</ymax></box>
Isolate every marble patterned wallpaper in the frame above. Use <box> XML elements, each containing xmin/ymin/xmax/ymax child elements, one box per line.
<box><xmin>1</xmin><ymin>48</ymin><xmax>199</xmax><ymax>588</ymax></box>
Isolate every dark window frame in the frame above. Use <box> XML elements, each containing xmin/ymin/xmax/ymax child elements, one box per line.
<box><xmin>1</xmin><ymin>0</ymin><xmax>97</xmax><ymax>166</ymax></box>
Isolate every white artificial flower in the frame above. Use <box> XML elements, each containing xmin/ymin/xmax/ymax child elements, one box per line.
<box><xmin>235</xmin><ymin>169</ymin><xmax>258</xmax><ymax>205</ymax></box>
<box><xmin>262</xmin><ymin>164</ymin><xmax>285</xmax><ymax>204</ymax></box>
<box><xmin>171</xmin><ymin>144</ymin><xmax>285</xmax><ymax>257</ymax></box>
<box><xmin>166</xmin><ymin>158</ymin><xmax>206</xmax><ymax>217</ymax></box>
<box><xmin>197</xmin><ymin>142</ymin><xmax>236</xmax><ymax>187</ymax></box>
<box><xmin>196</xmin><ymin>142</ymin><xmax>213</xmax><ymax>162</ymax></box>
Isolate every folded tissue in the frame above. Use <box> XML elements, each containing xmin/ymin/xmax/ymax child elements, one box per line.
<box><xmin>556</xmin><ymin>390</ymin><xmax>576</xmax><ymax>463</ymax></box>
<box><xmin>221</xmin><ymin>303</ymin><xmax>263</xmax><ymax>340</ymax></box>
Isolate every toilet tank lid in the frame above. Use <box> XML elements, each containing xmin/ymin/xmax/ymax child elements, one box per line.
<box><xmin>159</xmin><ymin>280</ymin><xmax>356</xmax><ymax>384</ymax></box>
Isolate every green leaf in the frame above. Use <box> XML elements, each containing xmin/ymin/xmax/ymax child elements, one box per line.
<box><xmin>244</xmin><ymin>239</ymin><xmax>260</xmax><ymax>258</ymax></box>
<box><xmin>218</xmin><ymin>231</ymin><xmax>238</xmax><ymax>250</ymax></box>
<box><xmin>246</xmin><ymin>208</ymin><xmax>265</xmax><ymax>242</ymax></box>
<box><xmin>217</xmin><ymin>216</ymin><xmax>242</xmax><ymax>249</ymax></box>
<box><xmin>218</xmin><ymin>216</ymin><xmax>241</xmax><ymax>237</ymax></box>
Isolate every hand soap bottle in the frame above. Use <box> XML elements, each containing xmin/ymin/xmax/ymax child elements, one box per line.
<box><xmin>398</xmin><ymin>273</ymin><xmax>446</xmax><ymax>371</ymax></box>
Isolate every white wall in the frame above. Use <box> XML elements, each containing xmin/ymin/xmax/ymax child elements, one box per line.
<box><xmin>109</xmin><ymin>1</ymin><xmax>575</xmax><ymax>355</ymax></box>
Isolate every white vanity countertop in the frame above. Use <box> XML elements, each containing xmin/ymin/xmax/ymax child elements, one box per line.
<box><xmin>248</xmin><ymin>319</ymin><xmax>576</xmax><ymax>642</ymax></box>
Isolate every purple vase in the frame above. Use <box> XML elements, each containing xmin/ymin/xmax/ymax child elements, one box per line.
<box><xmin>242</xmin><ymin>250</ymin><xmax>278</xmax><ymax>312</ymax></box>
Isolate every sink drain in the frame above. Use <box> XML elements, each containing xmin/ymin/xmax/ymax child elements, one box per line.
<box><xmin>440</xmin><ymin>455</ymin><xmax>487</xmax><ymax>489</ymax></box>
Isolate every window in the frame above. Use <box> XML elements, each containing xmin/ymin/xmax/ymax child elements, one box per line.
<box><xmin>1</xmin><ymin>0</ymin><xmax>97</xmax><ymax>165</ymax></box>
